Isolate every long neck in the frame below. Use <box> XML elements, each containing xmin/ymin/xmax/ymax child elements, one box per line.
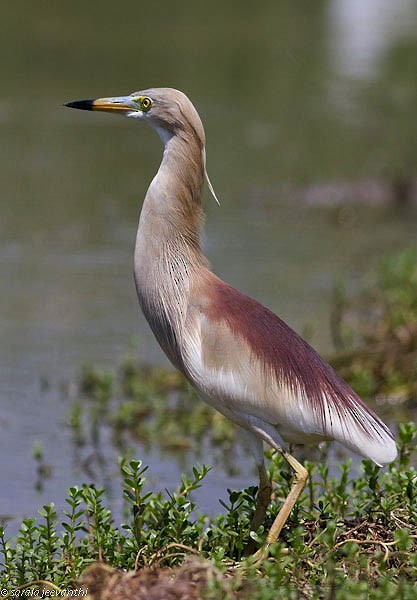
<box><xmin>133</xmin><ymin>130</ymin><xmax>208</xmax><ymax>370</ymax></box>
<box><xmin>146</xmin><ymin>133</ymin><xmax>205</xmax><ymax>244</ymax></box>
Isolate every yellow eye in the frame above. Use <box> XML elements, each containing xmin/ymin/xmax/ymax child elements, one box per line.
<box><xmin>141</xmin><ymin>96</ymin><xmax>152</xmax><ymax>111</ymax></box>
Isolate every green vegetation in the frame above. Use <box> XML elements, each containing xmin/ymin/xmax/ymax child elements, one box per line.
<box><xmin>69</xmin><ymin>358</ymin><xmax>241</xmax><ymax>474</ymax></box>
<box><xmin>1</xmin><ymin>424</ymin><xmax>417</xmax><ymax>598</ymax></box>
<box><xmin>331</xmin><ymin>248</ymin><xmax>417</xmax><ymax>405</ymax></box>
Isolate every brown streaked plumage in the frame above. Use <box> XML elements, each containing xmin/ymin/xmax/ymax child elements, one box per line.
<box><xmin>65</xmin><ymin>88</ymin><xmax>397</xmax><ymax>560</ymax></box>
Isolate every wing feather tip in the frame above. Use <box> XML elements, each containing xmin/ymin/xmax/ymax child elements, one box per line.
<box><xmin>355</xmin><ymin>427</ymin><xmax>397</xmax><ymax>467</ymax></box>
<box><xmin>372</xmin><ymin>438</ymin><xmax>398</xmax><ymax>467</ymax></box>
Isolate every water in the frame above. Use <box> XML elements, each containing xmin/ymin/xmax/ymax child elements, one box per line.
<box><xmin>1</xmin><ymin>1</ymin><xmax>417</xmax><ymax>527</ymax></box>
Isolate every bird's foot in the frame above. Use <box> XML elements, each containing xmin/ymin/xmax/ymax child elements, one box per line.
<box><xmin>252</xmin><ymin>544</ymin><xmax>271</xmax><ymax>566</ymax></box>
<box><xmin>232</xmin><ymin>544</ymin><xmax>271</xmax><ymax>573</ymax></box>
<box><xmin>242</xmin><ymin>543</ymin><xmax>289</xmax><ymax>570</ymax></box>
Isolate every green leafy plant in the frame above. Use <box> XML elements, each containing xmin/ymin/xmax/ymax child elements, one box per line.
<box><xmin>1</xmin><ymin>424</ymin><xmax>417</xmax><ymax>598</ymax></box>
<box><xmin>331</xmin><ymin>248</ymin><xmax>417</xmax><ymax>404</ymax></box>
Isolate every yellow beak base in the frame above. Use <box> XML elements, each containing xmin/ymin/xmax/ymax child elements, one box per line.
<box><xmin>65</xmin><ymin>97</ymin><xmax>134</xmax><ymax>113</ymax></box>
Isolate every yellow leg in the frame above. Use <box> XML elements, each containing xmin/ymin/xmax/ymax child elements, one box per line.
<box><xmin>253</xmin><ymin>451</ymin><xmax>308</xmax><ymax>563</ymax></box>
<box><xmin>266</xmin><ymin>452</ymin><xmax>308</xmax><ymax>545</ymax></box>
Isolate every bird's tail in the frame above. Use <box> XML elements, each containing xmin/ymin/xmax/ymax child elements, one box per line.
<box><xmin>323</xmin><ymin>394</ymin><xmax>397</xmax><ymax>467</ymax></box>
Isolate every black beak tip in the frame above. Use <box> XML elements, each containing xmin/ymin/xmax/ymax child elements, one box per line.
<box><xmin>64</xmin><ymin>99</ymin><xmax>95</xmax><ymax>111</ymax></box>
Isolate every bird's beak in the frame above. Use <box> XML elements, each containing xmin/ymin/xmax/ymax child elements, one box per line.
<box><xmin>64</xmin><ymin>95</ymin><xmax>137</xmax><ymax>114</ymax></box>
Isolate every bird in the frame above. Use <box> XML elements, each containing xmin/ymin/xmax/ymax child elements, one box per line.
<box><xmin>65</xmin><ymin>88</ymin><xmax>397</xmax><ymax>557</ymax></box>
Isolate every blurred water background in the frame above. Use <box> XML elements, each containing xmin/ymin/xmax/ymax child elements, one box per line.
<box><xmin>1</xmin><ymin>1</ymin><xmax>416</xmax><ymax>527</ymax></box>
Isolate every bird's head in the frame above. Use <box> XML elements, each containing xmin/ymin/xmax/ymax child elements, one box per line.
<box><xmin>65</xmin><ymin>87</ymin><xmax>205</xmax><ymax>147</ymax></box>
<box><xmin>65</xmin><ymin>87</ymin><xmax>220</xmax><ymax>204</ymax></box>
